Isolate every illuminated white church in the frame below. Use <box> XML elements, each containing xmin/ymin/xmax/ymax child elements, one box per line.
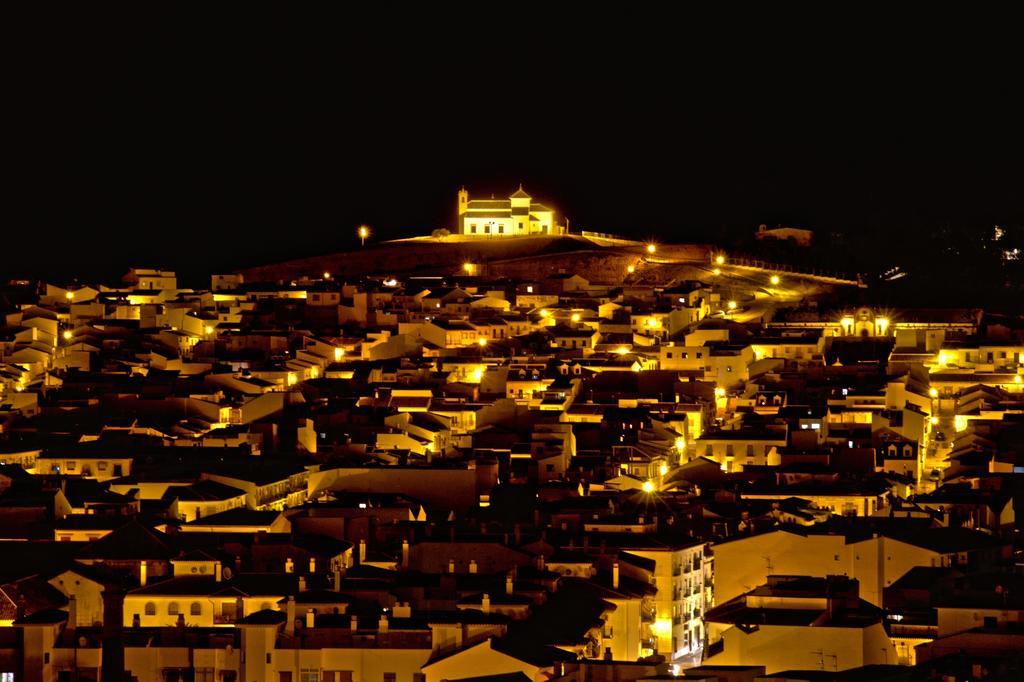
<box><xmin>456</xmin><ymin>186</ymin><xmax>565</xmax><ymax>237</ymax></box>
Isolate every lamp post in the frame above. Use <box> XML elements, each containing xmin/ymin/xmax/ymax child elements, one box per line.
<box><xmin>358</xmin><ymin>225</ymin><xmax>370</xmax><ymax>246</ymax></box>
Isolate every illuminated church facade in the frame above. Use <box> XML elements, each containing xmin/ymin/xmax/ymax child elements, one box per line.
<box><xmin>456</xmin><ymin>186</ymin><xmax>564</xmax><ymax>237</ymax></box>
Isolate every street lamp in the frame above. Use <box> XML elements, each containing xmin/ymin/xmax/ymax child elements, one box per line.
<box><xmin>727</xmin><ymin>300</ymin><xmax>737</xmax><ymax>311</ymax></box>
<box><xmin>642</xmin><ymin>480</ymin><xmax>655</xmax><ymax>493</ymax></box>
<box><xmin>715</xmin><ymin>254</ymin><xmax>725</xmax><ymax>265</ymax></box>
<box><xmin>358</xmin><ymin>225</ymin><xmax>370</xmax><ymax>246</ymax></box>
<box><xmin>646</xmin><ymin>243</ymin><xmax>657</xmax><ymax>254</ymax></box>
<box><xmin>770</xmin><ymin>274</ymin><xmax>780</xmax><ymax>286</ymax></box>
<box><xmin>627</xmin><ymin>264</ymin><xmax>636</xmax><ymax>274</ymax></box>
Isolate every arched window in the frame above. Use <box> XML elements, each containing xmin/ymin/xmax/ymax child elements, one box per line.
<box><xmin>190</xmin><ymin>602</ymin><xmax>202</xmax><ymax>616</ymax></box>
<box><xmin>168</xmin><ymin>602</ymin><xmax>180</xmax><ymax>615</ymax></box>
<box><xmin>144</xmin><ymin>602</ymin><xmax>156</xmax><ymax>616</ymax></box>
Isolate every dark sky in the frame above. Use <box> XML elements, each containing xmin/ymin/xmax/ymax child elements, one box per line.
<box><xmin>6</xmin><ymin>11</ymin><xmax>1023</xmax><ymax>284</ymax></box>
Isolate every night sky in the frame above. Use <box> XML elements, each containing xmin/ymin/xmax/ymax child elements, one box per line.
<box><xmin>6</xmin><ymin>13</ymin><xmax>1023</xmax><ymax>285</ymax></box>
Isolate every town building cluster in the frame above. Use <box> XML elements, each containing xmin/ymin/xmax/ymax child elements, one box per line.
<box><xmin>0</xmin><ymin>257</ymin><xmax>1022</xmax><ymax>682</ymax></box>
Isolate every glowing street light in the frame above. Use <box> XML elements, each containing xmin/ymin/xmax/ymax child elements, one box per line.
<box><xmin>929</xmin><ymin>416</ymin><xmax>939</xmax><ymax>425</ymax></box>
<box><xmin>712</xmin><ymin>268</ymin><xmax>721</xmax><ymax>276</ymax></box>
<box><xmin>929</xmin><ymin>388</ymin><xmax>939</xmax><ymax>399</ymax></box>
<box><xmin>358</xmin><ymin>225</ymin><xmax>370</xmax><ymax>246</ymax></box>
<box><xmin>477</xmin><ymin>337</ymin><xmax>488</xmax><ymax>347</ymax></box>
<box><xmin>646</xmin><ymin>243</ymin><xmax>657</xmax><ymax>254</ymax></box>
<box><xmin>715</xmin><ymin>254</ymin><xmax>726</xmax><ymax>265</ymax></box>
<box><xmin>659</xmin><ymin>463</ymin><xmax>669</xmax><ymax>477</ymax></box>
<box><xmin>615</xmin><ymin>346</ymin><xmax>629</xmax><ymax>355</ymax></box>
<box><xmin>727</xmin><ymin>300</ymin><xmax>737</xmax><ymax>311</ymax></box>
<box><xmin>463</xmin><ymin>262</ymin><xmax>476</xmax><ymax>275</ymax></box>
<box><xmin>627</xmin><ymin>264</ymin><xmax>636</xmax><ymax>274</ymax></box>
<box><xmin>641</xmin><ymin>479</ymin><xmax>656</xmax><ymax>493</ymax></box>
<box><xmin>334</xmin><ymin>347</ymin><xmax>345</xmax><ymax>362</ymax></box>
<box><xmin>1015</xmin><ymin>374</ymin><xmax>1023</xmax><ymax>384</ymax></box>
<box><xmin>204</xmin><ymin>325</ymin><xmax>214</xmax><ymax>335</ymax></box>
<box><xmin>714</xmin><ymin>387</ymin><xmax>726</xmax><ymax>398</ymax></box>
<box><xmin>570</xmin><ymin>313</ymin><xmax>581</xmax><ymax>323</ymax></box>
<box><xmin>770</xmin><ymin>274</ymin><xmax>780</xmax><ymax>286</ymax></box>
<box><xmin>65</xmin><ymin>291</ymin><xmax>74</xmax><ymax>301</ymax></box>
<box><xmin>674</xmin><ymin>437</ymin><xmax>686</xmax><ymax>451</ymax></box>
<box><xmin>62</xmin><ymin>330</ymin><xmax>73</xmax><ymax>341</ymax></box>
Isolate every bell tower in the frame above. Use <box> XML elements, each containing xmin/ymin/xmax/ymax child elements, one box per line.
<box><xmin>457</xmin><ymin>186</ymin><xmax>469</xmax><ymax>233</ymax></box>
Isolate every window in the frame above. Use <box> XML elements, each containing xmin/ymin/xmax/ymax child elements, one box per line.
<box><xmin>300</xmin><ymin>670</ymin><xmax>320</xmax><ymax>682</ymax></box>
<box><xmin>195</xmin><ymin>669</ymin><xmax>215</xmax><ymax>682</ymax></box>
<box><xmin>66</xmin><ymin>461</ymin><xmax>76</xmax><ymax>470</ymax></box>
<box><xmin>144</xmin><ymin>602</ymin><xmax>156</xmax><ymax>616</ymax></box>
<box><xmin>168</xmin><ymin>602</ymin><xmax>180</xmax><ymax>615</ymax></box>
<box><xmin>383</xmin><ymin>674</ymin><xmax>396</xmax><ymax>682</ymax></box>
<box><xmin>190</xmin><ymin>602</ymin><xmax>202</xmax><ymax>616</ymax></box>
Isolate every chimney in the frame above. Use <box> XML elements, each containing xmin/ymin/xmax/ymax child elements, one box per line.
<box><xmin>101</xmin><ymin>586</ymin><xmax>126</xmax><ymax>680</ymax></box>
<box><xmin>468</xmin><ymin>559</ymin><xmax>478</xmax><ymax>574</ymax></box>
<box><xmin>401</xmin><ymin>540</ymin><xmax>409</xmax><ymax>568</ymax></box>
<box><xmin>298</xmin><ymin>575</ymin><xmax>306</xmax><ymax>592</ymax></box>
<box><xmin>285</xmin><ymin>557</ymin><xmax>294</xmax><ymax>573</ymax></box>
<box><xmin>613</xmin><ymin>562</ymin><xmax>620</xmax><ymax>589</ymax></box>
<box><xmin>350</xmin><ymin>615</ymin><xmax>359</xmax><ymax>631</ymax></box>
<box><xmin>505</xmin><ymin>574</ymin><xmax>514</xmax><ymax>595</ymax></box>
<box><xmin>309</xmin><ymin>557</ymin><xmax>317</xmax><ymax>573</ymax></box>
<box><xmin>305</xmin><ymin>609</ymin><xmax>315</xmax><ymax>629</ymax></box>
<box><xmin>215</xmin><ymin>563</ymin><xmax>222</xmax><ymax>583</ymax></box>
<box><xmin>139</xmin><ymin>561</ymin><xmax>147</xmax><ymax>587</ymax></box>
<box><xmin>482</xmin><ymin>593</ymin><xmax>491</xmax><ymax>613</ymax></box>
<box><xmin>359</xmin><ymin>540</ymin><xmax>367</xmax><ymax>564</ymax></box>
<box><xmin>378</xmin><ymin>615</ymin><xmax>389</xmax><ymax>633</ymax></box>
<box><xmin>67</xmin><ymin>595</ymin><xmax>77</xmax><ymax>631</ymax></box>
<box><xmin>285</xmin><ymin>596</ymin><xmax>296</xmax><ymax>636</ymax></box>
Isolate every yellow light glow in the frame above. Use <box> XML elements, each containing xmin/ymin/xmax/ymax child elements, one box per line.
<box><xmin>334</xmin><ymin>347</ymin><xmax>344</xmax><ymax>362</ymax></box>
<box><xmin>727</xmin><ymin>300</ymin><xmax>737</xmax><ymax>311</ymax></box>
<box><xmin>642</xmin><ymin>480</ymin><xmax>656</xmax><ymax>493</ymax></box>
<box><xmin>714</xmin><ymin>387</ymin><xmax>726</xmax><ymax>398</ymax></box>
<box><xmin>840</xmin><ymin>316</ymin><xmax>854</xmax><ymax>329</ymax></box>
<box><xmin>358</xmin><ymin>225</ymin><xmax>369</xmax><ymax>239</ymax></box>
<box><xmin>659</xmin><ymin>463</ymin><xmax>669</xmax><ymax>477</ymax></box>
<box><xmin>539</xmin><ymin>309</ymin><xmax>551</xmax><ymax>318</ymax></box>
<box><xmin>204</xmin><ymin>325</ymin><xmax>214</xmax><ymax>335</ymax></box>
<box><xmin>653</xmin><ymin>618</ymin><xmax>672</xmax><ymax>636</ymax></box>
<box><xmin>570</xmin><ymin>313</ymin><xmax>581</xmax><ymax>323</ymax></box>
<box><xmin>712</xmin><ymin>268</ymin><xmax>721</xmax><ymax>276</ymax></box>
<box><xmin>646</xmin><ymin>243</ymin><xmax>657</xmax><ymax>254</ymax></box>
<box><xmin>287</xmin><ymin>372</ymin><xmax>297</xmax><ymax>386</ymax></box>
<box><xmin>937</xmin><ymin>351</ymin><xmax>949</xmax><ymax>366</ymax></box>
<box><xmin>323</xmin><ymin>271</ymin><xmax>331</xmax><ymax>280</ymax></box>
<box><xmin>615</xmin><ymin>346</ymin><xmax>629</xmax><ymax>355</ymax></box>
<box><xmin>954</xmin><ymin>415</ymin><xmax>968</xmax><ymax>432</ymax></box>
<box><xmin>875</xmin><ymin>317</ymin><xmax>889</xmax><ymax>334</ymax></box>
<box><xmin>310</xmin><ymin>367</ymin><xmax>319</xmax><ymax>379</ymax></box>
<box><xmin>929</xmin><ymin>416</ymin><xmax>939</xmax><ymax>425</ymax></box>
<box><xmin>929</xmin><ymin>388</ymin><xmax>939</xmax><ymax>398</ymax></box>
<box><xmin>1015</xmin><ymin>375</ymin><xmax>1023</xmax><ymax>384</ymax></box>
<box><xmin>463</xmin><ymin>262</ymin><xmax>475</xmax><ymax>274</ymax></box>
<box><xmin>627</xmin><ymin>264</ymin><xmax>636</xmax><ymax>274</ymax></box>
<box><xmin>770</xmin><ymin>274</ymin><xmax>780</xmax><ymax>286</ymax></box>
<box><xmin>646</xmin><ymin>317</ymin><xmax>660</xmax><ymax>328</ymax></box>
<box><xmin>62</xmin><ymin>330</ymin><xmax>73</xmax><ymax>341</ymax></box>
<box><xmin>715</xmin><ymin>254</ymin><xmax>725</xmax><ymax>265</ymax></box>
<box><xmin>674</xmin><ymin>437</ymin><xmax>686</xmax><ymax>451</ymax></box>
<box><xmin>526</xmin><ymin>285</ymin><xmax>533</xmax><ymax>293</ymax></box>
<box><xmin>477</xmin><ymin>337</ymin><xmax>487</xmax><ymax>347</ymax></box>
<box><xmin>470</xmin><ymin>368</ymin><xmax>484</xmax><ymax>383</ymax></box>
<box><xmin>65</xmin><ymin>291</ymin><xmax>74</xmax><ymax>300</ymax></box>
